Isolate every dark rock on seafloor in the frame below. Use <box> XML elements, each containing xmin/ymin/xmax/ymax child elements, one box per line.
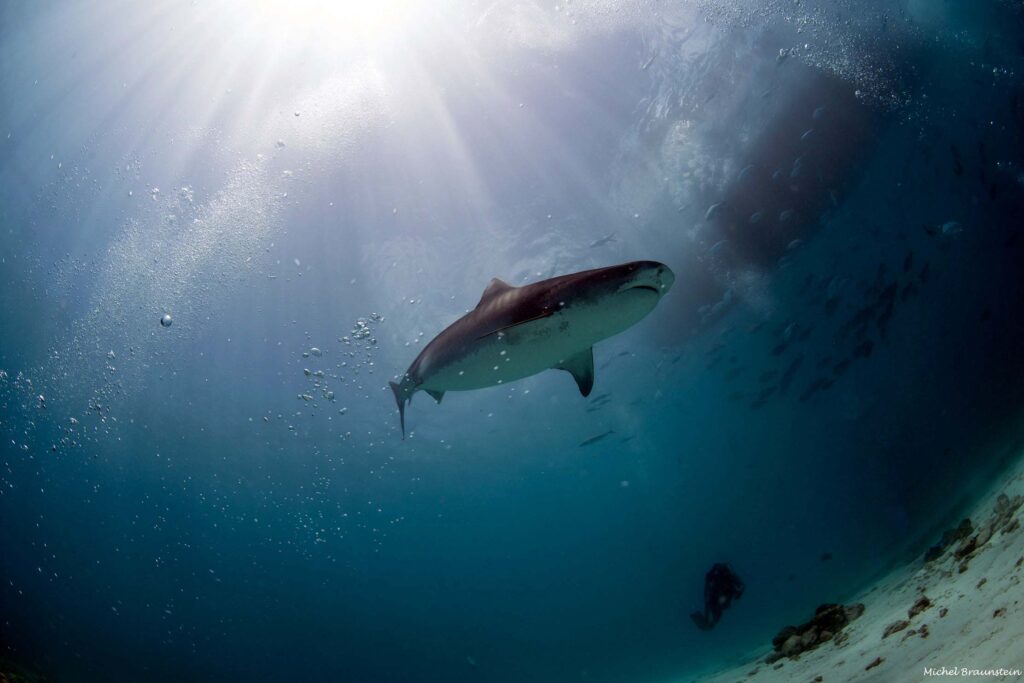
<box><xmin>764</xmin><ymin>602</ymin><xmax>865</xmax><ymax>663</ymax></box>
<box><xmin>954</xmin><ymin>536</ymin><xmax>979</xmax><ymax>561</ymax></box>
<box><xmin>908</xmin><ymin>595</ymin><xmax>932</xmax><ymax>619</ymax></box>
<box><xmin>882</xmin><ymin>619</ymin><xmax>909</xmax><ymax>639</ymax></box>
<box><xmin>924</xmin><ymin>518</ymin><xmax>973</xmax><ymax>562</ymax></box>
<box><xmin>940</xmin><ymin>493</ymin><xmax>1023</xmax><ymax>571</ymax></box>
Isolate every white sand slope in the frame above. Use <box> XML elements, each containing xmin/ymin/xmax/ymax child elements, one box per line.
<box><xmin>697</xmin><ymin>459</ymin><xmax>1024</xmax><ymax>683</ymax></box>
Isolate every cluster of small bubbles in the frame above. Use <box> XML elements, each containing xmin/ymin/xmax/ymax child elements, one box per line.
<box><xmin>971</xmin><ymin>61</ymin><xmax>1016</xmax><ymax>81</ymax></box>
<box><xmin>0</xmin><ymin>361</ymin><xmax>114</xmax><ymax>458</ymax></box>
<box><xmin>349</xmin><ymin>314</ymin><xmax>383</xmax><ymax>342</ymax></box>
<box><xmin>285</xmin><ymin>312</ymin><xmax>386</xmax><ymax>435</ymax></box>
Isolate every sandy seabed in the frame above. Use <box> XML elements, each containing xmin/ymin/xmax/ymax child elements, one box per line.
<box><xmin>695</xmin><ymin>456</ymin><xmax>1024</xmax><ymax>683</ymax></box>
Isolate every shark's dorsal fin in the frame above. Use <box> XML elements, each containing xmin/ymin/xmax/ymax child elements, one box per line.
<box><xmin>426</xmin><ymin>389</ymin><xmax>445</xmax><ymax>404</ymax></box>
<box><xmin>556</xmin><ymin>347</ymin><xmax>595</xmax><ymax>397</ymax></box>
<box><xmin>477</xmin><ymin>278</ymin><xmax>513</xmax><ymax>306</ymax></box>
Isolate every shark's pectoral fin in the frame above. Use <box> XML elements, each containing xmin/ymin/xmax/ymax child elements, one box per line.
<box><xmin>426</xmin><ymin>389</ymin><xmax>445</xmax><ymax>404</ymax></box>
<box><xmin>556</xmin><ymin>347</ymin><xmax>595</xmax><ymax>397</ymax></box>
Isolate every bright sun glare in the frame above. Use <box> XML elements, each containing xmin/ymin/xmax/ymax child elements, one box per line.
<box><xmin>244</xmin><ymin>0</ymin><xmax>422</xmax><ymax>50</ymax></box>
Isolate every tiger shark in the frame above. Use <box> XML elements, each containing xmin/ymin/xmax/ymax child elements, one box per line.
<box><xmin>389</xmin><ymin>260</ymin><xmax>675</xmax><ymax>436</ymax></box>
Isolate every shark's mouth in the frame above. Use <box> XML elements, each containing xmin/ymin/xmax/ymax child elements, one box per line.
<box><xmin>630</xmin><ymin>284</ymin><xmax>660</xmax><ymax>294</ymax></box>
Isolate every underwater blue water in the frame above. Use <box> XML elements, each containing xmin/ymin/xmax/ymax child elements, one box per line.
<box><xmin>2</xmin><ymin>1</ymin><xmax>1024</xmax><ymax>681</ymax></box>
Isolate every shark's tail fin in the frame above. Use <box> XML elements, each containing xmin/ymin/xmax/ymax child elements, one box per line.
<box><xmin>389</xmin><ymin>380</ymin><xmax>407</xmax><ymax>439</ymax></box>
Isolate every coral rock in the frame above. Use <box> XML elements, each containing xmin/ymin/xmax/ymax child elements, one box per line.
<box><xmin>882</xmin><ymin>620</ymin><xmax>909</xmax><ymax>639</ymax></box>
<box><xmin>925</xmin><ymin>518</ymin><xmax>973</xmax><ymax>562</ymax></box>
<box><xmin>772</xmin><ymin>626</ymin><xmax>799</xmax><ymax>650</ymax></box>
<box><xmin>767</xmin><ymin>603</ymin><xmax>864</xmax><ymax>660</ymax></box>
<box><xmin>908</xmin><ymin>595</ymin><xmax>932</xmax><ymax>619</ymax></box>
<box><xmin>781</xmin><ymin>634</ymin><xmax>804</xmax><ymax>657</ymax></box>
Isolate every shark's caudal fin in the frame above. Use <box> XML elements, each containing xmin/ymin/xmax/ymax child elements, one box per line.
<box><xmin>389</xmin><ymin>381</ymin><xmax>407</xmax><ymax>438</ymax></box>
<box><xmin>556</xmin><ymin>347</ymin><xmax>595</xmax><ymax>397</ymax></box>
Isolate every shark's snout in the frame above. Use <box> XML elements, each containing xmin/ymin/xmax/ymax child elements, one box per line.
<box><xmin>621</xmin><ymin>261</ymin><xmax>675</xmax><ymax>295</ymax></box>
<box><xmin>655</xmin><ymin>263</ymin><xmax>675</xmax><ymax>291</ymax></box>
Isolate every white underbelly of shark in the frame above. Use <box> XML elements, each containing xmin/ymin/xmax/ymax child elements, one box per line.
<box><xmin>423</xmin><ymin>291</ymin><xmax>657</xmax><ymax>392</ymax></box>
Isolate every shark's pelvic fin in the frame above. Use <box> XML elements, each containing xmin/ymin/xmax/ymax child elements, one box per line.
<box><xmin>477</xmin><ymin>277</ymin><xmax>514</xmax><ymax>306</ymax></box>
<box><xmin>389</xmin><ymin>381</ymin><xmax>407</xmax><ymax>439</ymax></box>
<box><xmin>426</xmin><ymin>389</ymin><xmax>445</xmax><ymax>404</ymax></box>
<box><xmin>557</xmin><ymin>347</ymin><xmax>595</xmax><ymax>397</ymax></box>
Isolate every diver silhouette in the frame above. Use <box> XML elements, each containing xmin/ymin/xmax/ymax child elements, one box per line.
<box><xmin>690</xmin><ymin>563</ymin><xmax>744</xmax><ymax>631</ymax></box>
